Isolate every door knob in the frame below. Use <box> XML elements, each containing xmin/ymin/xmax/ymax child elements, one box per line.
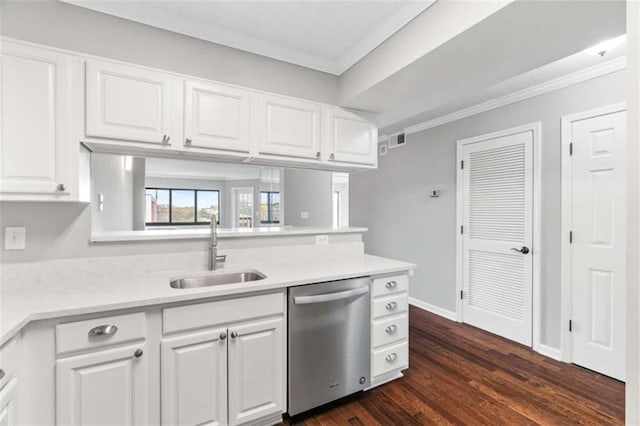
<box><xmin>511</xmin><ymin>246</ymin><xmax>530</xmax><ymax>254</ymax></box>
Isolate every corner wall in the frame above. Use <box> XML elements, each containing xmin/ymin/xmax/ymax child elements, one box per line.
<box><xmin>350</xmin><ymin>69</ymin><xmax>628</xmax><ymax>349</ymax></box>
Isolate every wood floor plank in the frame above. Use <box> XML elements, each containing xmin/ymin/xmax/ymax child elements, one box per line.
<box><xmin>282</xmin><ymin>306</ymin><xmax>624</xmax><ymax>425</ymax></box>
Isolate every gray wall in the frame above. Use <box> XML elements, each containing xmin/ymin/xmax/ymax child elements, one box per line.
<box><xmin>284</xmin><ymin>169</ymin><xmax>332</xmax><ymax>227</ymax></box>
<box><xmin>350</xmin><ymin>69</ymin><xmax>628</xmax><ymax>349</ymax></box>
<box><xmin>0</xmin><ymin>0</ymin><xmax>338</xmax><ymax>104</ymax></box>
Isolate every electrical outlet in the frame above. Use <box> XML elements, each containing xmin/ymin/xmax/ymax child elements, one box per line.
<box><xmin>301</xmin><ymin>211</ymin><xmax>310</xmax><ymax>219</ymax></box>
<box><xmin>315</xmin><ymin>235</ymin><xmax>329</xmax><ymax>245</ymax></box>
<box><xmin>5</xmin><ymin>227</ymin><xmax>26</xmax><ymax>250</ymax></box>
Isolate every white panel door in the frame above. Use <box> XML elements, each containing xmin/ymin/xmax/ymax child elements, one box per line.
<box><xmin>57</xmin><ymin>344</ymin><xmax>148</xmax><ymax>425</ymax></box>
<box><xmin>461</xmin><ymin>130</ymin><xmax>533</xmax><ymax>346</ymax></box>
<box><xmin>258</xmin><ymin>94</ymin><xmax>321</xmax><ymax>159</ymax></box>
<box><xmin>325</xmin><ymin>108</ymin><xmax>377</xmax><ymax>166</ymax></box>
<box><xmin>228</xmin><ymin>317</ymin><xmax>284</xmax><ymax>426</ymax></box>
<box><xmin>184</xmin><ymin>80</ymin><xmax>251</xmax><ymax>153</ymax></box>
<box><xmin>86</xmin><ymin>59</ymin><xmax>175</xmax><ymax>145</ymax></box>
<box><xmin>0</xmin><ymin>379</ymin><xmax>17</xmax><ymax>426</ymax></box>
<box><xmin>161</xmin><ymin>328</ymin><xmax>228</xmax><ymax>426</ymax></box>
<box><xmin>0</xmin><ymin>42</ymin><xmax>72</xmax><ymax>195</ymax></box>
<box><xmin>570</xmin><ymin>111</ymin><xmax>626</xmax><ymax>381</ymax></box>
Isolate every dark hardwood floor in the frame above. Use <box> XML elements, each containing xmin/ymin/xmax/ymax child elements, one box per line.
<box><xmin>283</xmin><ymin>306</ymin><xmax>624</xmax><ymax>425</ymax></box>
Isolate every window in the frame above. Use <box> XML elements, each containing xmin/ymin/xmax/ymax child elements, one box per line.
<box><xmin>145</xmin><ymin>188</ymin><xmax>220</xmax><ymax>225</ymax></box>
<box><xmin>260</xmin><ymin>191</ymin><xmax>280</xmax><ymax>224</ymax></box>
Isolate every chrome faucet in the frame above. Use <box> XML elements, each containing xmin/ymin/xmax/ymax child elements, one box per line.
<box><xmin>208</xmin><ymin>214</ymin><xmax>227</xmax><ymax>271</ymax></box>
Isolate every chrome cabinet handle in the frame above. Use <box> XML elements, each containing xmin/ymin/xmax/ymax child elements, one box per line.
<box><xmin>329</xmin><ymin>153</ymin><xmax>335</xmax><ymax>160</ymax></box>
<box><xmin>162</xmin><ymin>134</ymin><xmax>170</xmax><ymax>144</ymax></box>
<box><xmin>385</xmin><ymin>324</ymin><xmax>398</xmax><ymax>334</ymax></box>
<box><xmin>230</xmin><ymin>331</ymin><xmax>238</xmax><ymax>339</ymax></box>
<box><xmin>88</xmin><ymin>324</ymin><xmax>118</xmax><ymax>337</ymax></box>
<box><xmin>385</xmin><ymin>301</ymin><xmax>398</xmax><ymax>310</ymax></box>
<box><xmin>0</xmin><ymin>369</ymin><xmax>4</xmax><ymax>381</ymax></box>
<box><xmin>134</xmin><ymin>349</ymin><xmax>143</xmax><ymax>358</ymax></box>
<box><xmin>56</xmin><ymin>183</ymin><xmax>66</xmax><ymax>192</ymax></box>
<box><xmin>185</xmin><ymin>138</ymin><xmax>192</xmax><ymax>146</ymax></box>
<box><xmin>219</xmin><ymin>332</ymin><xmax>227</xmax><ymax>340</ymax></box>
<box><xmin>315</xmin><ymin>151</ymin><xmax>321</xmax><ymax>159</ymax></box>
<box><xmin>385</xmin><ymin>281</ymin><xmax>397</xmax><ymax>289</ymax></box>
<box><xmin>385</xmin><ymin>353</ymin><xmax>398</xmax><ymax>363</ymax></box>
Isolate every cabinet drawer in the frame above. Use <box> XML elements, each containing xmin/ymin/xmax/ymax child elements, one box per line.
<box><xmin>372</xmin><ymin>293</ymin><xmax>408</xmax><ymax>319</ymax></box>
<box><xmin>56</xmin><ymin>312</ymin><xmax>146</xmax><ymax>355</ymax></box>
<box><xmin>372</xmin><ymin>314</ymin><xmax>408</xmax><ymax>348</ymax></box>
<box><xmin>372</xmin><ymin>342</ymin><xmax>408</xmax><ymax>378</ymax></box>
<box><xmin>163</xmin><ymin>291</ymin><xmax>284</xmax><ymax>334</ymax></box>
<box><xmin>372</xmin><ymin>274</ymin><xmax>408</xmax><ymax>297</ymax></box>
<box><xmin>0</xmin><ymin>338</ymin><xmax>18</xmax><ymax>391</ymax></box>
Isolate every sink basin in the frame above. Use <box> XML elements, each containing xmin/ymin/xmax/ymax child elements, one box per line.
<box><xmin>170</xmin><ymin>270</ymin><xmax>267</xmax><ymax>289</ymax></box>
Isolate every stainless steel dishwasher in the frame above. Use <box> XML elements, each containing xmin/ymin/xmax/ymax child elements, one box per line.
<box><xmin>288</xmin><ymin>277</ymin><xmax>371</xmax><ymax>416</ymax></box>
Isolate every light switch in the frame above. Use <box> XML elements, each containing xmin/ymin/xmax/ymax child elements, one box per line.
<box><xmin>5</xmin><ymin>227</ymin><xmax>26</xmax><ymax>250</ymax></box>
<box><xmin>301</xmin><ymin>211</ymin><xmax>310</xmax><ymax>219</ymax></box>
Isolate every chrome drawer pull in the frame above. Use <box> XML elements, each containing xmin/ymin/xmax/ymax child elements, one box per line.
<box><xmin>0</xmin><ymin>369</ymin><xmax>4</xmax><ymax>381</ymax></box>
<box><xmin>385</xmin><ymin>301</ymin><xmax>398</xmax><ymax>310</ymax></box>
<box><xmin>134</xmin><ymin>349</ymin><xmax>143</xmax><ymax>358</ymax></box>
<box><xmin>88</xmin><ymin>324</ymin><xmax>118</xmax><ymax>337</ymax></box>
<box><xmin>385</xmin><ymin>324</ymin><xmax>398</xmax><ymax>334</ymax></box>
<box><xmin>385</xmin><ymin>353</ymin><xmax>398</xmax><ymax>363</ymax></box>
<box><xmin>385</xmin><ymin>281</ymin><xmax>397</xmax><ymax>289</ymax></box>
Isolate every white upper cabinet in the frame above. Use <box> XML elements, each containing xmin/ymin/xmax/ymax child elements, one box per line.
<box><xmin>0</xmin><ymin>41</ymin><xmax>73</xmax><ymax>197</ymax></box>
<box><xmin>183</xmin><ymin>80</ymin><xmax>251</xmax><ymax>153</ymax></box>
<box><xmin>325</xmin><ymin>107</ymin><xmax>378</xmax><ymax>166</ymax></box>
<box><xmin>228</xmin><ymin>317</ymin><xmax>284</xmax><ymax>426</ymax></box>
<box><xmin>257</xmin><ymin>94</ymin><xmax>321</xmax><ymax>160</ymax></box>
<box><xmin>86</xmin><ymin>60</ymin><xmax>176</xmax><ymax>146</ymax></box>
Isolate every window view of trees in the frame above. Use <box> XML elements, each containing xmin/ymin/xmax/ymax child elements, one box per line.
<box><xmin>145</xmin><ymin>188</ymin><xmax>220</xmax><ymax>225</ymax></box>
<box><xmin>260</xmin><ymin>191</ymin><xmax>280</xmax><ymax>224</ymax></box>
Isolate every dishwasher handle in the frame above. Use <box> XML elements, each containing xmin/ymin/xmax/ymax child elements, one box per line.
<box><xmin>293</xmin><ymin>286</ymin><xmax>369</xmax><ymax>305</ymax></box>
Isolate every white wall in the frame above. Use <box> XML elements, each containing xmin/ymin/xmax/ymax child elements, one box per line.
<box><xmin>283</xmin><ymin>169</ymin><xmax>333</xmax><ymax>227</ymax></box>
<box><xmin>626</xmin><ymin>1</ymin><xmax>640</xmax><ymax>422</ymax></box>
<box><xmin>350</xmin><ymin>69</ymin><xmax>628</xmax><ymax>350</ymax></box>
<box><xmin>0</xmin><ymin>0</ymin><xmax>338</xmax><ymax>104</ymax></box>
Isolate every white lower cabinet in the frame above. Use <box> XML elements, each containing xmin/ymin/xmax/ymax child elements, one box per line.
<box><xmin>228</xmin><ymin>317</ymin><xmax>284</xmax><ymax>426</ymax></box>
<box><xmin>161</xmin><ymin>328</ymin><xmax>228</xmax><ymax>426</ymax></box>
<box><xmin>56</xmin><ymin>344</ymin><xmax>148</xmax><ymax>425</ymax></box>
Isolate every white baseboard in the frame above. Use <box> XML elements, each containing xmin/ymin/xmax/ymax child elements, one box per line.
<box><xmin>409</xmin><ymin>297</ymin><xmax>457</xmax><ymax>321</ymax></box>
<box><xmin>536</xmin><ymin>344</ymin><xmax>563</xmax><ymax>361</ymax></box>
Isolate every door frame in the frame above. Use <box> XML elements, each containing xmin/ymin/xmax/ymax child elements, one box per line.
<box><xmin>560</xmin><ymin>103</ymin><xmax>627</xmax><ymax>362</ymax></box>
<box><xmin>456</xmin><ymin>122</ymin><xmax>542</xmax><ymax>350</ymax></box>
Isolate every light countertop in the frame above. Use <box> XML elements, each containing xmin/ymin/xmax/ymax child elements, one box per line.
<box><xmin>1</xmin><ymin>254</ymin><xmax>414</xmax><ymax>346</ymax></box>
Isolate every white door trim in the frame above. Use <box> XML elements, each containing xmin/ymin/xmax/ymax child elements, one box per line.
<box><xmin>456</xmin><ymin>122</ymin><xmax>542</xmax><ymax>350</ymax></box>
<box><xmin>560</xmin><ymin>102</ymin><xmax>627</xmax><ymax>362</ymax></box>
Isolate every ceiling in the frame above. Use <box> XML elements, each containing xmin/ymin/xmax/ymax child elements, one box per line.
<box><xmin>341</xmin><ymin>0</ymin><xmax>627</xmax><ymax>133</ymax></box>
<box><xmin>60</xmin><ymin>0</ymin><xmax>434</xmax><ymax>75</ymax></box>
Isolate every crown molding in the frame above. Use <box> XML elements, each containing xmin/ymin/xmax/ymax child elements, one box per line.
<box><xmin>380</xmin><ymin>55</ymin><xmax>627</xmax><ymax>139</ymax></box>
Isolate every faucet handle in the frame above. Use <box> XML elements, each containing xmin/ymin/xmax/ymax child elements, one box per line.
<box><xmin>216</xmin><ymin>254</ymin><xmax>227</xmax><ymax>263</ymax></box>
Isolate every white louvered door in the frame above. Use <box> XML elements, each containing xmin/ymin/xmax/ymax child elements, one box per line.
<box><xmin>461</xmin><ymin>130</ymin><xmax>533</xmax><ymax>346</ymax></box>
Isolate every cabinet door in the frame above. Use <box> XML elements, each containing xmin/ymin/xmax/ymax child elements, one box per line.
<box><xmin>57</xmin><ymin>344</ymin><xmax>148</xmax><ymax>425</ymax></box>
<box><xmin>161</xmin><ymin>328</ymin><xmax>228</xmax><ymax>426</ymax></box>
<box><xmin>258</xmin><ymin>95</ymin><xmax>321</xmax><ymax>159</ymax></box>
<box><xmin>86</xmin><ymin>59</ymin><xmax>175</xmax><ymax>145</ymax></box>
<box><xmin>228</xmin><ymin>317</ymin><xmax>284</xmax><ymax>426</ymax></box>
<box><xmin>0</xmin><ymin>379</ymin><xmax>17</xmax><ymax>426</ymax></box>
<box><xmin>184</xmin><ymin>80</ymin><xmax>251</xmax><ymax>153</ymax></box>
<box><xmin>325</xmin><ymin>108</ymin><xmax>377</xmax><ymax>166</ymax></box>
<box><xmin>0</xmin><ymin>42</ymin><xmax>72</xmax><ymax>196</ymax></box>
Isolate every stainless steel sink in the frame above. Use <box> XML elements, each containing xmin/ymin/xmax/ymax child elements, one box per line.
<box><xmin>170</xmin><ymin>270</ymin><xmax>267</xmax><ymax>289</ymax></box>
